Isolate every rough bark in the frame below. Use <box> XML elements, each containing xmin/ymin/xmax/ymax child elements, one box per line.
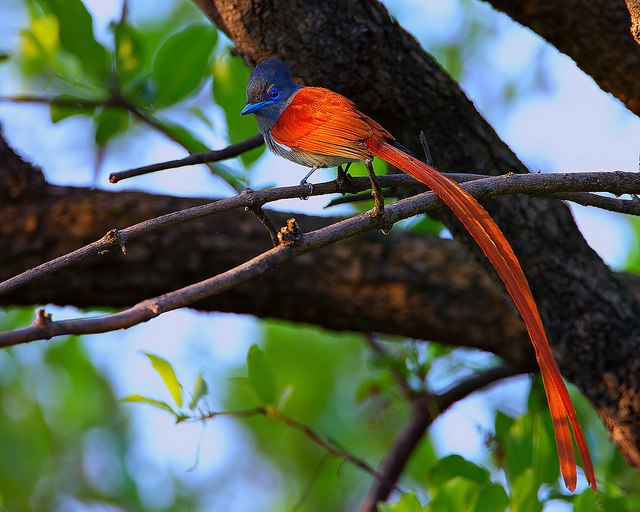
<box><xmin>627</xmin><ymin>0</ymin><xmax>640</xmax><ymax>46</ymax></box>
<box><xmin>486</xmin><ymin>0</ymin><xmax>640</xmax><ymax>116</ymax></box>
<box><xmin>195</xmin><ymin>0</ymin><xmax>640</xmax><ymax>468</ymax></box>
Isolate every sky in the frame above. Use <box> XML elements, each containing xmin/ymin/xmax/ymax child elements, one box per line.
<box><xmin>0</xmin><ymin>0</ymin><xmax>638</xmax><ymax>509</ymax></box>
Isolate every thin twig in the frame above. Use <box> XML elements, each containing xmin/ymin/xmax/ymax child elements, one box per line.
<box><xmin>356</xmin><ymin>365</ymin><xmax>522</xmax><ymax>512</ymax></box>
<box><xmin>109</xmin><ymin>134</ymin><xmax>264</xmax><ymax>183</ymax></box>
<box><xmin>199</xmin><ymin>406</ymin><xmax>389</xmax><ymax>485</ymax></box>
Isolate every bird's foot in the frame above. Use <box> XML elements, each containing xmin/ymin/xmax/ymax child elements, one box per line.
<box><xmin>299</xmin><ymin>179</ymin><xmax>314</xmax><ymax>200</ymax></box>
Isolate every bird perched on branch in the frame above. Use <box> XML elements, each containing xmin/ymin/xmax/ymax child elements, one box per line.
<box><xmin>241</xmin><ymin>58</ymin><xmax>596</xmax><ymax>492</ymax></box>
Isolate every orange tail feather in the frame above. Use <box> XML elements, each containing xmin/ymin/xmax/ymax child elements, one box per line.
<box><xmin>368</xmin><ymin>138</ymin><xmax>596</xmax><ymax>492</ymax></box>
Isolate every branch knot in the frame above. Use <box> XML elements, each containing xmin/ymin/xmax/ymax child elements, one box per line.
<box><xmin>277</xmin><ymin>218</ymin><xmax>303</xmax><ymax>246</ymax></box>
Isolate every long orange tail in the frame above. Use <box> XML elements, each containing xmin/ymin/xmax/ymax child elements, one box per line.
<box><xmin>368</xmin><ymin>138</ymin><xmax>596</xmax><ymax>492</ymax></box>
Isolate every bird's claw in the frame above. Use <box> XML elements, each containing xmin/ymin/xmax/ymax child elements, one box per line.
<box><xmin>300</xmin><ymin>179</ymin><xmax>314</xmax><ymax>200</ymax></box>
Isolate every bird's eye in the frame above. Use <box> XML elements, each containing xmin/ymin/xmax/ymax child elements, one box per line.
<box><xmin>267</xmin><ymin>86</ymin><xmax>282</xmax><ymax>101</ymax></box>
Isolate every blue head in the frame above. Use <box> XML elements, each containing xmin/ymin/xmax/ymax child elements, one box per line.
<box><xmin>241</xmin><ymin>58</ymin><xmax>302</xmax><ymax>130</ymax></box>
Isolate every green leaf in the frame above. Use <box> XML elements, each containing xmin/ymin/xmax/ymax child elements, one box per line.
<box><xmin>94</xmin><ymin>108</ymin><xmax>129</xmax><ymax>147</ymax></box>
<box><xmin>44</xmin><ymin>0</ymin><xmax>109</xmax><ymax>80</ymax></box>
<box><xmin>476</xmin><ymin>483</ymin><xmax>509</xmax><ymax>512</ymax></box>
<box><xmin>427</xmin><ymin>454</ymin><xmax>490</xmax><ymax>488</ymax></box>
<box><xmin>407</xmin><ymin>216</ymin><xmax>444</xmax><ymax>236</ymax></box>
<box><xmin>574</xmin><ymin>489</ymin><xmax>628</xmax><ymax>512</ymax></box>
<box><xmin>247</xmin><ymin>344</ymin><xmax>277</xmax><ymax>405</ymax></box>
<box><xmin>114</xmin><ymin>22</ymin><xmax>146</xmax><ymax>84</ymax></box>
<box><xmin>494</xmin><ymin>410</ymin><xmax>515</xmax><ymax>442</ymax></box>
<box><xmin>427</xmin><ymin>477</ymin><xmax>479</xmax><ymax>512</ymax></box>
<box><xmin>503</xmin><ymin>378</ymin><xmax>558</xmax><ymax>487</ymax></box>
<box><xmin>120</xmin><ymin>394</ymin><xmax>177</xmax><ymax>416</ymax></box>
<box><xmin>152</xmin><ymin>24</ymin><xmax>217</xmax><ymax>107</ymax></box>
<box><xmin>50</xmin><ymin>95</ymin><xmax>96</xmax><ymax>123</ymax></box>
<box><xmin>509</xmin><ymin>469</ymin><xmax>542</xmax><ymax>512</ymax></box>
<box><xmin>189</xmin><ymin>372</ymin><xmax>209</xmax><ymax>410</ymax></box>
<box><xmin>378</xmin><ymin>492</ymin><xmax>424</xmax><ymax>512</ymax></box>
<box><xmin>143</xmin><ymin>353</ymin><xmax>183</xmax><ymax>408</ymax></box>
<box><xmin>212</xmin><ymin>51</ymin><xmax>266</xmax><ymax>166</ymax></box>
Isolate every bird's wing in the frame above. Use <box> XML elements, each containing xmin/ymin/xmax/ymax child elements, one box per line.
<box><xmin>271</xmin><ymin>87</ymin><xmax>386</xmax><ymax>161</ymax></box>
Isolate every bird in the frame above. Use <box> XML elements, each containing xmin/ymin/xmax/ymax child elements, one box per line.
<box><xmin>241</xmin><ymin>58</ymin><xmax>596</xmax><ymax>492</ymax></box>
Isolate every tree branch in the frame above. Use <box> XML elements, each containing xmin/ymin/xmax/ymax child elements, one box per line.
<box><xmin>3</xmin><ymin>170</ymin><xmax>639</xmax><ymax>298</ymax></box>
<box><xmin>357</xmin><ymin>365</ymin><xmax>522</xmax><ymax>511</ymax></box>
<box><xmin>7</xmin><ymin>170</ymin><xmax>640</xmax><ymax>346</ymax></box>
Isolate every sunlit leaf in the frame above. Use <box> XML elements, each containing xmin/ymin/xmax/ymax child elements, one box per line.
<box><xmin>247</xmin><ymin>344</ymin><xmax>277</xmax><ymax>405</ymax></box>
<box><xmin>24</xmin><ymin>14</ymin><xmax>59</xmax><ymax>55</ymax></box>
<box><xmin>152</xmin><ymin>24</ymin><xmax>217</xmax><ymax>107</ymax></box>
<box><xmin>120</xmin><ymin>394</ymin><xmax>177</xmax><ymax>416</ymax></box>
<box><xmin>114</xmin><ymin>22</ymin><xmax>146</xmax><ymax>83</ymax></box>
<box><xmin>189</xmin><ymin>372</ymin><xmax>209</xmax><ymax>410</ymax></box>
<box><xmin>143</xmin><ymin>352</ymin><xmax>183</xmax><ymax>408</ymax></box>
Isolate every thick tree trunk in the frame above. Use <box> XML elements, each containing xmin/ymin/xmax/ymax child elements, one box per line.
<box><xmin>195</xmin><ymin>0</ymin><xmax>640</xmax><ymax>468</ymax></box>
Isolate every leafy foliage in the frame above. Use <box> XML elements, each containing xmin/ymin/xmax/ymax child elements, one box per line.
<box><xmin>0</xmin><ymin>310</ymin><xmax>200</xmax><ymax>511</ymax></box>
<box><xmin>14</xmin><ymin>0</ymin><xmax>250</xmax><ymax>188</ymax></box>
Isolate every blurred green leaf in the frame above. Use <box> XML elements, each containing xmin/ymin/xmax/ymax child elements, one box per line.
<box><xmin>502</xmin><ymin>377</ymin><xmax>558</xmax><ymax>487</ymax></box>
<box><xmin>94</xmin><ymin>107</ymin><xmax>129</xmax><ymax>147</ymax></box>
<box><xmin>494</xmin><ymin>410</ymin><xmax>515</xmax><ymax>442</ymax></box>
<box><xmin>247</xmin><ymin>344</ymin><xmax>277</xmax><ymax>405</ymax></box>
<box><xmin>43</xmin><ymin>0</ymin><xmax>109</xmax><ymax>81</ymax></box>
<box><xmin>152</xmin><ymin>24</ymin><xmax>217</xmax><ymax>107</ymax></box>
<box><xmin>509</xmin><ymin>469</ymin><xmax>542</xmax><ymax>512</ymax></box>
<box><xmin>143</xmin><ymin>115</ymin><xmax>246</xmax><ymax>189</ymax></box>
<box><xmin>121</xmin><ymin>394</ymin><xmax>177</xmax><ymax>416</ymax></box>
<box><xmin>22</xmin><ymin>13</ymin><xmax>59</xmax><ymax>55</ymax></box>
<box><xmin>114</xmin><ymin>22</ymin><xmax>146</xmax><ymax>84</ymax></box>
<box><xmin>428</xmin><ymin>477</ymin><xmax>504</xmax><ymax>512</ymax></box>
<box><xmin>476</xmin><ymin>483</ymin><xmax>510</xmax><ymax>512</ymax></box>
<box><xmin>189</xmin><ymin>372</ymin><xmax>209</xmax><ymax>410</ymax></box>
<box><xmin>143</xmin><ymin>352</ymin><xmax>183</xmax><ymax>408</ymax></box>
<box><xmin>149</xmin><ymin>116</ymin><xmax>208</xmax><ymax>152</ymax></box>
<box><xmin>407</xmin><ymin>215</ymin><xmax>444</xmax><ymax>235</ymax></box>
<box><xmin>378</xmin><ymin>492</ymin><xmax>424</xmax><ymax>512</ymax></box>
<box><xmin>212</xmin><ymin>51</ymin><xmax>265</xmax><ymax>166</ymax></box>
<box><xmin>624</xmin><ymin>217</ymin><xmax>640</xmax><ymax>273</ymax></box>
<box><xmin>574</xmin><ymin>488</ymin><xmax>628</xmax><ymax>512</ymax></box>
<box><xmin>50</xmin><ymin>95</ymin><xmax>96</xmax><ymax>123</ymax></box>
<box><xmin>427</xmin><ymin>454</ymin><xmax>490</xmax><ymax>488</ymax></box>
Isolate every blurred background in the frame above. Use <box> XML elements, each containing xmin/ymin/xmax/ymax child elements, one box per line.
<box><xmin>1</xmin><ymin>0</ymin><xmax>639</xmax><ymax>510</ymax></box>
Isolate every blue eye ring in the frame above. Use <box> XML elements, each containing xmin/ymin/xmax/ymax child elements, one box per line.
<box><xmin>267</xmin><ymin>86</ymin><xmax>281</xmax><ymax>101</ymax></box>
